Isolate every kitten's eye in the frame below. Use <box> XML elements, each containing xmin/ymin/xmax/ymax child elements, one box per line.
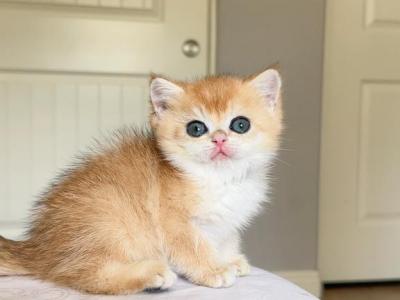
<box><xmin>186</xmin><ymin>120</ymin><xmax>208</xmax><ymax>137</ymax></box>
<box><xmin>230</xmin><ymin>116</ymin><xmax>251</xmax><ymax>134</ymax></box>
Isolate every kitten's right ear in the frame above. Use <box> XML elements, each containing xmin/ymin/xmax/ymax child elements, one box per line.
<box><xmin>150</xmin><ymin>77</ymin><xmax>183</xmax><ymax>116</ymax></box>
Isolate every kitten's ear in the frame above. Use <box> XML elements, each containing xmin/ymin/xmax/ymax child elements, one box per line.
<box><xmin>150</xmin><ymin>77</ymin><xmax>184</xmax><ymax>115</ymax></box>
<box><xmin>249</xmin><ymin>69</ymin><xmax>282</xmax><ymax>112</ymax></box>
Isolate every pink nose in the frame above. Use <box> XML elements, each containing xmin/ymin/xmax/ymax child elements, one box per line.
<box><xmin>212</xmin><ymin>133</ymin><xmax>227</xmax><ymax>146</ymax></box>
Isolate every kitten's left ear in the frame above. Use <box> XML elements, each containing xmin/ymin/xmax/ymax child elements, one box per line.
<box><xmin>249</xmin><ymin>69</ymin><xmax>282</xmax><ymax>112</ymax></box>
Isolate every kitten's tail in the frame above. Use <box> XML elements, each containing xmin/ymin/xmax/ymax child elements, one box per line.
<box><xmin>0</xmin><ymin>235</ymin><xmax>30</xmax><ymax>275</ymax></box>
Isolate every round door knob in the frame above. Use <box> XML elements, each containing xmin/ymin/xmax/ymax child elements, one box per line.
<box><xmin>182</xmin><ymin>39</ymin><xmax>200</xmax><ymax>58</ymax></box>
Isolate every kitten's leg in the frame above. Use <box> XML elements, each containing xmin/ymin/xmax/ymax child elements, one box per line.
<box><xmin>166</xmin><ymin>228</ymin><xmax>236</xmax><ymax>288</ymax></box>
<box><xmin>219</xmin><ymin>232</ymin><xmax>251</xmax><ymax>277</ymax></box>
<box><xmin>77</xmin><ymin>259</ymin><xmax>176</xmax><ymax>295</ymax></box>
<box><xmin>229</xmin><ymin>254</ymin><xmax>251</xmax><ymax>277</ymax></box>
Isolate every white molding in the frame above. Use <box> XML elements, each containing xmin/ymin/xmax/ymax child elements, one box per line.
<box><xmin>0</xmin><ymin>0</ymin><xmax>163</xmax><ymax>21</ymax></box>
<box><xmin>274</xmin><ymin>270</ymin><xmax>321</xmax><ymax>298</ymax></box>
<box><xmin>207</xmin><ymin>0</ymin><xmax>217</xmax><ymax>75</ymax></box>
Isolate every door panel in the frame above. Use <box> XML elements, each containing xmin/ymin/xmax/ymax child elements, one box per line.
<box><xmin>0</xmin><ymin>73</ymin><xmax>149</xmax><ymax>235</ymax></box>
<box><xmin>319</xmin><ymin>0</ymin><xmax>400</xmax><ymax>281</ymax></box>
<box><xmin>0</xmin><ymin>0</ymin><xmax>209</xmax><ymax>77</ymax></box>
<box><xmin>359</xmin><ymin>82</ymin><xmax>400</xmax><ymax>222</ymax></box>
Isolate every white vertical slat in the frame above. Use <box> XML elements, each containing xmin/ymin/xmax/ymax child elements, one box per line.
<box><xmin>122</xmin><ymin>85</ymin><xmax>147</xmax><ymax>127</ymax></box>
<box><xmin>77</xmin><ymin>84</ymin><xmax>99</xmax><ymax>151</ymax></box>
<box><xmin>7</xmin><ymin>83</ymin><xmax>32</xmax><ymax>221</ymax></box>
<box><xmin>0</xmin><ymin>82</ymin><xmax>8</xmax><ymax>220</ymax></box>
<box><xmin>55</xmin><ymin>83</ymin><xmax>78</xmax><ymax>169</ymax></box>
<box><xmin>99</xmin><ymin>85</ymin><xmax>122</xmax><ymax>133</ymax></box>
<box><xmin>31</xmin><ymin>83</ymin><xmax>56</xmax><ymax>198</ymax></box>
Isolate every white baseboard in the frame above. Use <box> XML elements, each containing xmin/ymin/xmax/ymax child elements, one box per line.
<box><xmin>274</xmin><ymin>270</ymin><xmax>321</xmax><ymax>298</ymax></box>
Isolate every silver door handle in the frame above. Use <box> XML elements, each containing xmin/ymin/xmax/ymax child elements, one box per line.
<box><xmin>182</xmin><ymin>39</ymin><xmax>200</xmax><ymax>58</ymax></box>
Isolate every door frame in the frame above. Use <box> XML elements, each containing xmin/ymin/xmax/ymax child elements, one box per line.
<box><xmin>208</xmin><ymin>0</ymin><xmax>217</xmax><ymax>75</ymax></box>
<box><xmin>318</xmin><ymin>0</ymin><xmax>332</xmax><ymax>283</ymax></box>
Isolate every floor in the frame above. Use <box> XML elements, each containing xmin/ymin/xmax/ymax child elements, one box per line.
<box><xmin>322</xmin><ymin>282</ymin><xmax>400</xmax><ymax>300</ymax></box>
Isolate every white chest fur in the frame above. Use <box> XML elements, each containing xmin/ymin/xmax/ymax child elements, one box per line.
<box><xmin>192</xmin><ymin>166</ymin><xmax>269</xmax><ymax>250</ymax></box>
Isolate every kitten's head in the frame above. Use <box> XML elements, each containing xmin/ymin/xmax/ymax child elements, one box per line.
<box><xmin>149</xmin><ymin>69</ymin><xmax>283</xmax><ymax>173</ymax></box>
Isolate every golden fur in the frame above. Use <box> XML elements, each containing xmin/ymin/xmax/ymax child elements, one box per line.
<box><xmin>0</xmin><ymin>70</ymin><xmax>283</xmax><ymax>294</ymax></box>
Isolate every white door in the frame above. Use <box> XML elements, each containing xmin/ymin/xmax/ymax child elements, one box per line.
<box><xmin>319</xmin><ymin>0</ymin><xmax>400</xmax><ymax>282</ymax></box>
<box><xmin>0</xmin><ymin>0</ymin><xmax>215</xmax><ymax>239</ymax></box>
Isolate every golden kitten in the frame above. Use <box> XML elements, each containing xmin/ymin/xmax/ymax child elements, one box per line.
<box><xmin>0</xmin><ymin>68</ymin><xmax>283</xmax><ymax>294</ymax></box>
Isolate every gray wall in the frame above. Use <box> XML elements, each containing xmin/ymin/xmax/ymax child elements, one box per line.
<box><xmin>217</xmin><ymin>0</ymin><xmax>325</xmax><ymax>271</ymax></box>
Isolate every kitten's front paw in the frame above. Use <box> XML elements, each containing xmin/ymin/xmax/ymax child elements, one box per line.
<box><xmin>147</xmin><ymin>268</ymin><xmax>177</xmax><ymax>290</ymax></box>
<box><xmin>194</xmin><ymin>265</ymin><xmax>236</xmax><ymax>288</ymax></box>
<box><xmin>231</xmin><ymin>255</ymin><xmax>251</xmax><ymax>277</ymax></box>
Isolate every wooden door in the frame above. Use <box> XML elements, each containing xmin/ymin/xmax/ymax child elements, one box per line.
<box><xmin>319</xmin><ymin>0</ymin><xmax>400</xmax><ymax>281</ymax></box>
<box><xmin>0</xmin><ymin>0</ymin><xmax>215</xmax><ymax>239</ymax></box>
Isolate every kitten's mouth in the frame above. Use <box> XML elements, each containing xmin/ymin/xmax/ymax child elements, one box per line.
<box><xmin>210</xmin><ymin>148</ymin><xmax>231</xmax><ymax>160</ymax></box>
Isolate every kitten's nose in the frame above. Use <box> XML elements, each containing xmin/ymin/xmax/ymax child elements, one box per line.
<box><xmin>211</xmin><ymin>131</ymin><xmax>227</xmax><ymax>146</ymax></box>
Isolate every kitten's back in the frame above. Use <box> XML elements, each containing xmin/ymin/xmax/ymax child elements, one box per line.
<box><xmin>0</xmin><ymin>129</ymin><xmax>172</xmax><ymax>293</ymax></box>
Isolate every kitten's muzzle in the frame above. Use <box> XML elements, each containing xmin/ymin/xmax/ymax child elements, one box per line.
<box><xmin>210</xmin><ymin>130</ymin><xmax>231</xmax><ymax>160</ymax></box>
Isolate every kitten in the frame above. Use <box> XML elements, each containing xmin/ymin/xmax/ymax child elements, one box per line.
<box><xmin>0</xmin><ymin>68</ymin><xmax>283</xmax><ymax>295</ymax></box>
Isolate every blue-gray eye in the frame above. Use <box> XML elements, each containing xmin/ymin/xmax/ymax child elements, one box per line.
<box><xmin>230</xmin><ymin>116</ymin><xmax>251</xmax><ymax>134</ymax></box>
<box><xmin>186</xmin><ymin>120</ymin><xmax>208</xmax><ymax>137</ymax></box>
